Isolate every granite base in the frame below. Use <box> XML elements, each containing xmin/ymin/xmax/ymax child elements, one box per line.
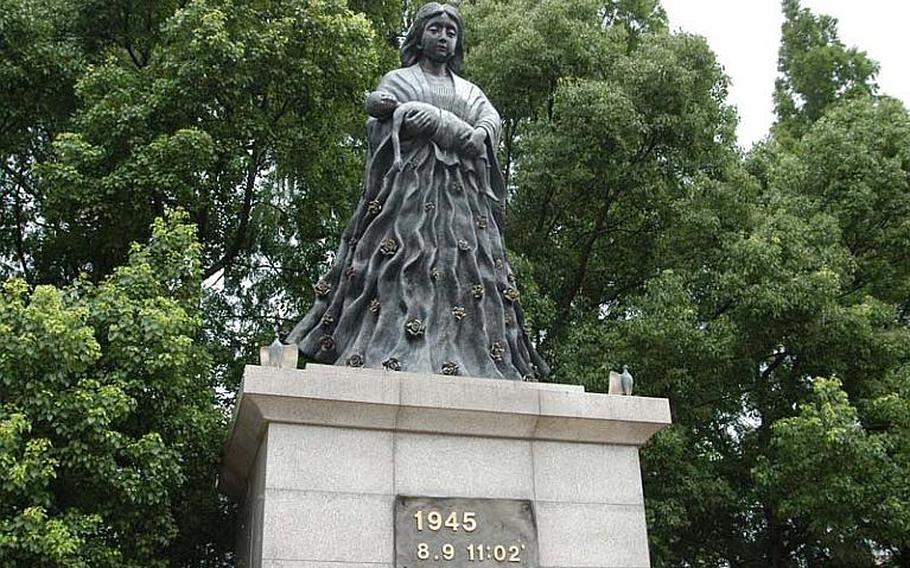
<box><xmin>220</xmin><ymin>364</ymin><xmax>671</xmax><ymax>568</ymax></box>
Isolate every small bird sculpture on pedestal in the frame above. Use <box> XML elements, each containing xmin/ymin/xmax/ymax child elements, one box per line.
<box><xmin>259</xmin><ymin>334</ymin><xmax>299</xmax><ymax>369</ymax></box>
<box><xmin>608</xmin><ymin>365</ymin><xmax>635</xmax><ymax>396</ymax></box>
<box><xmin>620</xmin><ymin>365</ymin><xmax>634</xmax><ymax>396</ymax></box>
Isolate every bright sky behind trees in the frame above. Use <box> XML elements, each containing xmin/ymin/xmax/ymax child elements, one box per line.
<box><xmin>661</xmin><ymin>0</ymin><xmax>910</xmax><ymax>148</ymax></box>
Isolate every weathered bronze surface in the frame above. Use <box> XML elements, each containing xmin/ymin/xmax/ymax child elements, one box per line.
<box><xmin>287</xmin><ymin>3</ymin><xmax>549</xmax><ymax>380</ymax></box>
<box><xmin>395</xmin><ymin>496</ymin><xmax>539</xmax><ymax>568</ymax></box>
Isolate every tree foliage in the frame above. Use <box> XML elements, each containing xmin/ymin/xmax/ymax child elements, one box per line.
<box><xmin>773</xmin><ymin>0</ymin><xmax>879</xmax><ymax>139</ymax></box>
<box><xmin>463</xmin><ymin>0</ymin><xmax>910</xmax><ymax>565</ymax></box>
<box><xmin>2</xmin><ymin>0</ymin><xmax>401</xmax><ymax>390</ymax></box>
<box><xmin>0</xmin><ymin>213</ymin><xmax>230</xmax><ymax>566</ymax></box>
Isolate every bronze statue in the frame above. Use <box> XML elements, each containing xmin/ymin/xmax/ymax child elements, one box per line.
<box><xmin>288</xmin><ymin>2</ymin><xmax>549</xmax><ymax>380</ymax></box>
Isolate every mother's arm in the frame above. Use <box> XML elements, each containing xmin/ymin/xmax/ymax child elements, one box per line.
<box><xmin>472</xmin><ymin>91</ymin><xmax>502</xmax><ymax>149</ymax></box>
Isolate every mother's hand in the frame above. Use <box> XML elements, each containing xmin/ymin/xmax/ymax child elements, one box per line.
<box><xmin>464</xmin><ymin>127</ymin><xmax>487</xmax><ymax>157</ymax></box>
<box><xmin>402</xmin><ymin>105</ymin><xmax>439</xmax><ymax>137</ymax></box>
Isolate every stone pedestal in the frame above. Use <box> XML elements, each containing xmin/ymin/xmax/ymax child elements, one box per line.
<box><xmin>220</xmin><ymin>364</ymin><xmax>671</xmax><ymax>568</ymax></box>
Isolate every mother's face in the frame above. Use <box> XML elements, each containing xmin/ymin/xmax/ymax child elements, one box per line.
<box><xmin>419</xmin><ymin>13</ymin><xmax>458</xmax><ymax>64</ymax></box>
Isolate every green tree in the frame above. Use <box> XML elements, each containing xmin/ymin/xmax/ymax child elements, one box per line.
<box><xmin>462</xmin><ymin>0</ymin><xmax>733</xmax><ymax>360</ymax></box>
<box><xmin>773</xmin><ymin>0</ymin><xmax>878</xmax><ymax>139</ymax></box>
<box><xmin>464</xmin><ymin>1</ymin><xmax>910</xmax><ymax>566</ymax></box>
<box><xmin>35</xmin><ymin>0</ymin><xmax>382</xmax><ymax>284</ymax></box>
<box><xmin>0</xmin><ymin>0</ymin><xmax>84</xmax><ymax>281</ymax></box>
<box><xmin>734</xmin><ymin>2</ymin><xmax>910</xmax><ymax>563</ymax></box>
<box><xmin>0</xmin><ymin>212</ymin><xmax>231</xmax><ymax>566</ymax></box>
<box><xmin>756</xmin><ymin>376</ymin><xmax>910</xmax><ymax>566</ymax></box>
<box><xmin>463</xmin><ymin>0</ymin><xmax>667</xmax><ymax>185</ymax></box>
<box><xmin>2</xmin><ymin>0</ymin><xmax>401</xmax><ymax>388</ymax></box>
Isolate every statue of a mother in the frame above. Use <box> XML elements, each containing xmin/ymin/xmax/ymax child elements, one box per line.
<box><xmin>288</xmin><ymin>2</ymin><xmax>549</xmax><ymax>380</ymax></box>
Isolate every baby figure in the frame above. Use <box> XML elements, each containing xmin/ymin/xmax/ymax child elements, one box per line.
<box><xmin>367</xmin><ymin>90</ymin><xmax>439</xmax><ymax>170</ymax></box>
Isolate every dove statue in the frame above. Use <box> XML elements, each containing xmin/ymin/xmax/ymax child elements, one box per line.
<box><xmin>620</xmin><ymin>365</ymin><xmax>634</xmax><ymax>396</ymax></box>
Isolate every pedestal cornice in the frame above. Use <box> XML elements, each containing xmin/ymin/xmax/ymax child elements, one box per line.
<box><xmin>220</xmin><ymin>364</ymin><xmax>671</xmax><ymax>500</ymax></box>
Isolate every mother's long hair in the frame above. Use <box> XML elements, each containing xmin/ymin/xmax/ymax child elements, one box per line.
<box><xmin>400</xmin><ymin>3</ymin><xmax>465</xmax><ymax>74</ymax></box>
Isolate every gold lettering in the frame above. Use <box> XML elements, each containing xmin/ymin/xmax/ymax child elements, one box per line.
<box><xmin>417</xmin><ymin>543</ymin><xmax>430</xmax><ymax>560</ymax></box>
<box><xmin>442</xmin><ymin>543</ymin><xmax>455</xmax><ymax>560</ymax></box>
<box><xmin>427</xmin><ymin>510</ymin><xmax>443</xmax><ymax>531</ymax></box>
<box><xmin>462</xmin><ymin>511</ymin><xmax>477</xmax><ymax>532</ymax></box>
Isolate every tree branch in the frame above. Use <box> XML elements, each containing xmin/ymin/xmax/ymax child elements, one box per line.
<box><xmin>142</xmin><ymin>0</ymin><xmax>153</xmax><ymax>66</ymax></box>
<box><xmin>548</xmin><ymin>134</ymin><xmax>662</xmax><ymax>339</ymax></box>
<box><xmin>711</xmin><ymin>297</ymin><xmax>736</xmax><ymax>320</ymax></box>
<box><xmin>535</xmin><ymin>184</ymin><xmax>558</xmax><ymax>240</ymax></box>
<box><xmin>2</xmin><ymin>163</ymin><xmax>35</xmax><ymax>196</ymax></box>
<box><xmin>11</xmin><ymin>186</ymin><xmax>34</xmax><ymax>283</ymax></box>
<box><xmin>550</xmin><ymin>184</ymin><xmax>613</xmax><ymax>338</ymax></box>
<box><xmin>119</xmin><ymin>3</ymin><xmax>145</xmax><ymax>69</ymax></box>
<box><xmin>761</xmin><ymin>350</ymin><xmax>789</xmax><ymax>382</ymax></box>
<box><xmin>202</xmin><ymin>149</ymin><xmax>263</xmax><ymax>279</ymax></box>
<box><xmin>125</xmin><ymin>37</ymin><xmax>145</xmax><ymax>69</ymax></box>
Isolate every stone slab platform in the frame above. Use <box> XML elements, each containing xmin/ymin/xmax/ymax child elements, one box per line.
<box><xmin>221</xmin><ymin>364</ymin><xmax>672</xmax><ymax>568</ymax></box>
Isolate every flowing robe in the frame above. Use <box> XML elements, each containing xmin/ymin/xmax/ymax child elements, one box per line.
<box><xmin>288</xmin><ymin>64</ymin><xmax>549</xmax><ymax>380</ymax></box>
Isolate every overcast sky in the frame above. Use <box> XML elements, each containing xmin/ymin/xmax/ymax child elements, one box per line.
<box><xmin>660</xmin><ymin>0</ymin><xmax>910</xmax><ymax>148</ymax></box>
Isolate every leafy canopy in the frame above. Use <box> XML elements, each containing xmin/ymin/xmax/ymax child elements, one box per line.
<box><xmin>0</xmin><ymin>212</ymin><xmax>230</xmax><ymax>567</ymax></box>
